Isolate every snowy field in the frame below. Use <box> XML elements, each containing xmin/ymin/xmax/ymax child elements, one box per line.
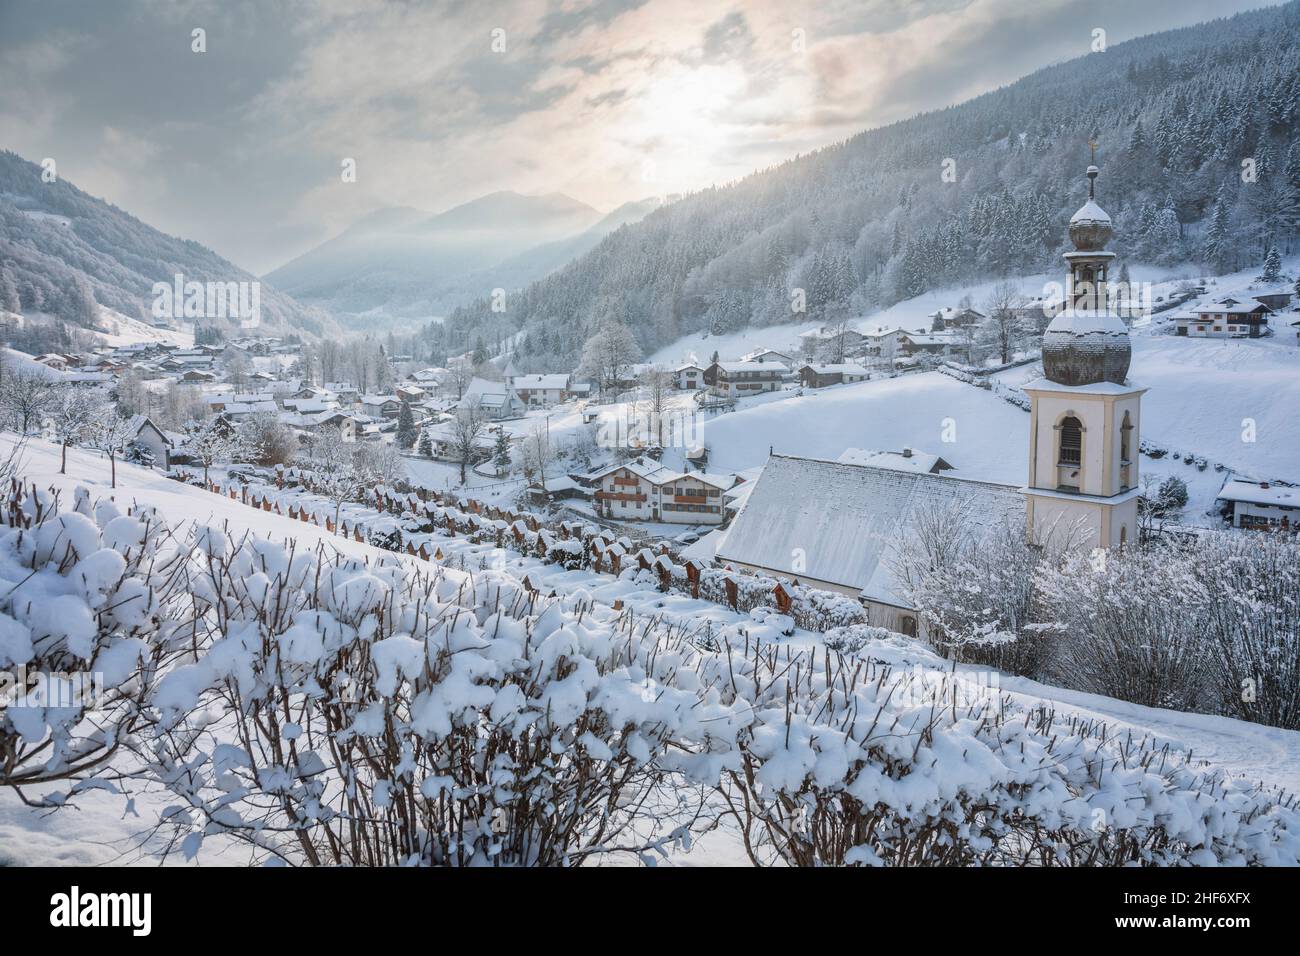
<box><xmin>4</xmin><ymin>432</ymin><xmax>1300</xmax><ymax>866</ymax></box>
<box><xmin>642</xmin><ymin>257</ymin><xmax>1300</xmax><ymax>527</ymax></box>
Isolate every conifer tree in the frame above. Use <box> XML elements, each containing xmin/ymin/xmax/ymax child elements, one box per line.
<box><xmin>395</xmin><ymin>400</ymin><xmax>417</xmax><ymax>449</ymax></box>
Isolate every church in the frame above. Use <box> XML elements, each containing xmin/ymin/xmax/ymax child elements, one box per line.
<box><xmin>715</xmin><ymin>159</ymin><xmax>1144</xmax><ymax>634</ymax></box>
<box><xmin>1023</xmin><ymin>158</ymin><xmax>1144</xmax><ymax>551</ymax></box>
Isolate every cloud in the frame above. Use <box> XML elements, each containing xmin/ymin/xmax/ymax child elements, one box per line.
<box><xmin>0</xmin><ymin>0</ymin><xmax>1281</xmax><ymax>274</ymax></box>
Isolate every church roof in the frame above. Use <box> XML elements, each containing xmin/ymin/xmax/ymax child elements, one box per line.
<box><xmin>1069</xmin><ymin>199</ymin><xmax>1111</xmax><ymax>225</ymax></box>
<box><xmin>716</xmin><ymin>455</ymin><xmax>1023</xmax><ymax>605</ymax></box>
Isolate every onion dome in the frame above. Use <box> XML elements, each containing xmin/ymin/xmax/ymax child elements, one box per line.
<box><xmin>1042</xmin><ymin>311</ymin><xmax>1131</xmax><ymax>386</ymax></box>
<box><xmin>1068</xmin><ymin>164</ymin><xmax>1113</xmax><ymax>251</ymax></box>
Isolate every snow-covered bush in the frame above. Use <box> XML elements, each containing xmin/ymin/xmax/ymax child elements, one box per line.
<box><xmin>893</xmin><ymin>503</ymin><xmax>1059</xmax><ymax>675</ymax></box>
<box><xmin>1140</xmin><ymin>474</ymin><xmax>1189</xmax><ymax>519</ymax></box>
<box><xmin>707</xmin><ymin>643</ymin><xmax>1300</xmax><ymax>866</ymax></box>
<box><xmin>823</xmin><ymin>623</ymin><xmax>897</xmax><ymax>656</ymax></box>
<box><xmin>0</xmin><ymin>480</ymin><xmax>189</xmax><ymax>789</ymax></box>
<box><xmin>1194</xmin><ymin>533</ymin><xmax>1300</xmax><ymax>729</ymax></box>
<box><xmin>1036</xmin><ymin>541</ymin><xmax>1216</xmax><ymax>713</ymax></box>
<box><xmin>144</xmin><ymin>547</ymin><xmax>737</xmax><ymax>866</ymax></box>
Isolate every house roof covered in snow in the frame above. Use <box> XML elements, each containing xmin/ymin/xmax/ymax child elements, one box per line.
<box><xmin>837</xmin><ymin>448</ymin><xmax>952</xmax><ymax>474</ymax></box>
<box><xmin>126</xmin><ymin>415</ymin><xmax>171</xmax><ymax>444</ymax></box>
<box><xmin>900</xmin><ymin>333</ymin><xmax>954</xmax><ymax>346</ymax></box>
<box><xmin>512</xmin><ymin>373</ymin><xmax>570</xmax><ymax>390</ymax></box>
<box><xmin>715</xmin><ymin>361</ymin><xmax>786</xmax><ymax>374</ymax></box>
<box><xmin>802</xmin><ymin>363</ymin><xmax>869</xmax><ymax>375</ymax></box>
<box><xmin>1191</xmin><ymin>299</ymin><xmax>1273</xmax><ymax>316</ymax></box>
<box><xmin>716</xmin><ymin>454</ymin><xmax>1023</xmax><ymax>606</ymax></box>
<box><xmin>1217</xmin><ymin>478</ymin><xmax>1300</xmax><ymax>509</ymax></box>
<box><xmin>587</xmin><ymin>457</ymin><xmax>676</xmax><ymax>484</ymax></box>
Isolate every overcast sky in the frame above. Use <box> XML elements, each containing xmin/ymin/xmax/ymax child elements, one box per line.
<box><xmin>0</xmin><ymin>0</ymin><xmax>1280</xmax><ymax>275</ymax></box>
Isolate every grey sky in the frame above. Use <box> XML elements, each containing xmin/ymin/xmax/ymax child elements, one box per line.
<box><xmin>0</xmin><ymin>0</ymin><xmax>1279</xmax><ymax>275</ymax></box>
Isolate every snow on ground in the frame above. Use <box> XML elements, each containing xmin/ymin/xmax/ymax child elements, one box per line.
<box><xmin>90</xmin><ymin>306</ymin><xmax>194</xmax><ymax>349</ymax></box>
<box><xmin>676</xmin><ymin>372</ymin><xmax>1026</xmax><ymax>482</ymax></box>
<box><xmin>672</xmin><ymin>366</ymin><xmax>1275</xmax><ymax>526</ymax></box>
<box><xmin>4</xmin><ymin>431</ymin><xmax>1300</xmax><ymax>866</ymax></box>
<box><xmin>642</xmin><ymin>257</ymin><xmax>1300</xmax><ymax>526</ymax></box>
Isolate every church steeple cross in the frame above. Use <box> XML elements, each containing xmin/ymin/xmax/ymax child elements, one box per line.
<box><xmin>1087</xmin><ymin>140</ymin><xmax>1098</xmax><ymax>198</ymax></box>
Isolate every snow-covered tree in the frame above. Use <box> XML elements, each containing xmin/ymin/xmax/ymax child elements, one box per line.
<box><xmin>395</xmin><ymin>400</ymin><xmax>417</xmax><ymax>450</ymax></box>
<box><xmin>0</xmin><ymin>265</ymin><xmax>20</xmax><ymax>314</ymax></box>
<box><xmin>492</xmin><ymin>426</ymin><xmax>512</xmax><ymax>477</ymax></box>
<box><xmin>295</xmin><ymin>440</ymin><xmax>379</xmax><ymax>527</ymax></box>
<box><xmin>578</xmin><ymin>320</ymin><xmax>641</xmax><ymax>394</ymax></box>
<box><xmin>186</xmin><ymin>416</ymin><xmax>240</xmax><ymax>486</ymax></box>
<box><xmin>980</xmin><ymin>280</ymin><xmax>1030</xmax><ymax>365</ymax></box>
<box><xmin>50</xmin><ymin>388</ymin><xmax>99</xmax><ymax>474</ymax></box>
<box><xmin>90</xmin><ymin>403</ymin><xmax>141</xmax><ymax>489</ymax></box>
<box><xmin>520</xmin><ymin>422</ymin><xmax>553</xmax><ymax>490</ymax></box>
<box><xmin>0</xmin><ymin>360</ymin><xmax>55</xmax><ymax>435</ymax></box>
<box><xmin>1258</xmin><ymin>245</ymin><xmax>1282</xmax><ymax>282</ymax></box>
<box><xmin>637</xmin><ymin>365</ymin><xmax>673</xmax><ymax>448</ymax></box>
<box><xmin>449</xmin><ymin>406</ymin><xmax>489</xmax><ymax>484</ymax></box>
<box><xmin>236</xmin><ymin>411</ymin><xmax>298</xmax><ymax>467</ymax></box>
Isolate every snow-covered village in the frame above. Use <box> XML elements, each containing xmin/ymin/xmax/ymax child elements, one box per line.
<box><xmin>0</xmin><ymin>0</ymin><xmax>1299</xmax><ymax>919</ymax></box>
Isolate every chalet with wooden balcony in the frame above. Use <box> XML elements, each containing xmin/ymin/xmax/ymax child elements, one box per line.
<box><xmin>707</xmin><ymin>361</ymin><xmax>786</xmax><ymax>399</ymax></box>
<box><xmin>588</xmin><ymin>457</ymin><xmax>740</xmax><ymax>525</ymax></box>
<box><xmin>1174</xmin><ymin>298</ymin><xmax>1273</xmax><ymax>338</ymax></box>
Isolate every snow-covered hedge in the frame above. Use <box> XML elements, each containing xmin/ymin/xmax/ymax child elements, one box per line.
<box><xmin>0</xmin><ymin>480</ymin><xmax>189</xmax><ymax>789</ymax></box>
<box><xmin>144</xmin><ymin>543</ymin><xmax>738</xmax><ymax>866</ymax></box>
<box><xmin>140</xmin><ymin>522</ymin><xmax>1299</xmax><ymax>867</ymax></box>
<box><xmin>7</xmin><ymin>476</ymin><xmax>1297</xmax><ymax>866</ymax></box>
<box><xmin>704</xmin><ymin>644</ymin><xmax>1300</xmax><ymax>866</ymax></box>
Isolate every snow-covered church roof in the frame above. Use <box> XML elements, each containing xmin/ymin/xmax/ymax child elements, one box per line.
<box><xmin>716</xmin><ymin>455</ymin><xmax>1023</xmax><ymax>606</ymax></box>
<box><xmin>1069</xmin><ymin>199</ymin><xmax>1111</xmax><ymax>225</ymax></box>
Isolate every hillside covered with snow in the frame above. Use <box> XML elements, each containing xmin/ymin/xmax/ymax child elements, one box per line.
<box><xmin>3</xmin><ymin>433</ymin><xmax>1300</xmax><ymax>867</ymax></box>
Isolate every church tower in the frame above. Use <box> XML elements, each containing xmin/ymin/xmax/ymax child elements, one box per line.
<box><xmin>1023</xmin><ymin>156</ymin><xmax>1145</xmax><ymax>550</ymax></box>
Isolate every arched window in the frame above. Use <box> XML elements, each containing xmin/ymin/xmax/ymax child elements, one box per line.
<box><xmin>1120</xmin><ymin>525</ymin><xmax>1128</xmax><ymax>546</ymax></box>
<box><xmin>1119</xmin><ymin>410</ymin><xmax>1134</xmax><ymax>491</ymax></box>
<box><xmin>1056</xmin><ymin>415</ymin><xmax>1083</xmax><ymax>491</ymax></box>
<box><xmin>1058</xmin><ymin>416</ymin><xmax>1082</xmax><ymax>466</ymax></box>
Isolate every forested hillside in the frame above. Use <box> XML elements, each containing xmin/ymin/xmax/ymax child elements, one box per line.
<box><xmin>443</xmin><ymin>1</ymin><xmax>1300</xmax><ymax>371</ymax></box>
<box><xmin>0</xmin><ymin>151</ymin><xmax>334</xmax><ymax>338</ymax></box>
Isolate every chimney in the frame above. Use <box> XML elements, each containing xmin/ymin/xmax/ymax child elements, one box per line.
<box><xmin>1261</xmin><ymin>482</ymin><xmax>1270</xmax><ymax>490</ymax></box>
<box><xmin>902</xmin><ymin>447</ymin><xmax>913</xmax><ymax>458</ymax></box>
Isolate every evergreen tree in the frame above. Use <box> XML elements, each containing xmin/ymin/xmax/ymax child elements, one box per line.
<box><xmin>1127</xmin><ymin>120</ymin><xmax>1147</xmax><ymax>152</ymax></box>
<box><xmin>492</xmin><ymin>427</ymin><xmax>512</xmax><ymax>477</ymax></box>
<box><xmin>418</xmin><ymin>431</ymin><xmax>433</xmax><ymax>458</ymax></box>
<box><xmin>395</xmin><ymin>400</ymin><xmax>417</xmax><ymax>449</ymax></box>
<box><xmin>0</xmin><ymin>266</ymin><xmax>19</xmax><ymax>314</ymax></box>
<box><xmin>1259</xmin><ymin>245</ymin><xmax>1282</xmax><ymax>282</ymax></box>
<box><xmin>1202</xmin><ymin>191</ymin><xmax>1232</xmax><ymax>272</ymax></box>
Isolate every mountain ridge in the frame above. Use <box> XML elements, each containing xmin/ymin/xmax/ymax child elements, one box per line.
<box><xmin>441</xmin><ymin>1</ymin><xmax>1300</xmax><ymax>373</ymax></box>
<box><xmin>262</xmin><ymin>189</ymin><xmax>628</xmax><ymax>324</ymax></box>
<box><xmin>0</xmin><ymin>149</ymin><xmax>335</xmax><ymax>339</ymax></box>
